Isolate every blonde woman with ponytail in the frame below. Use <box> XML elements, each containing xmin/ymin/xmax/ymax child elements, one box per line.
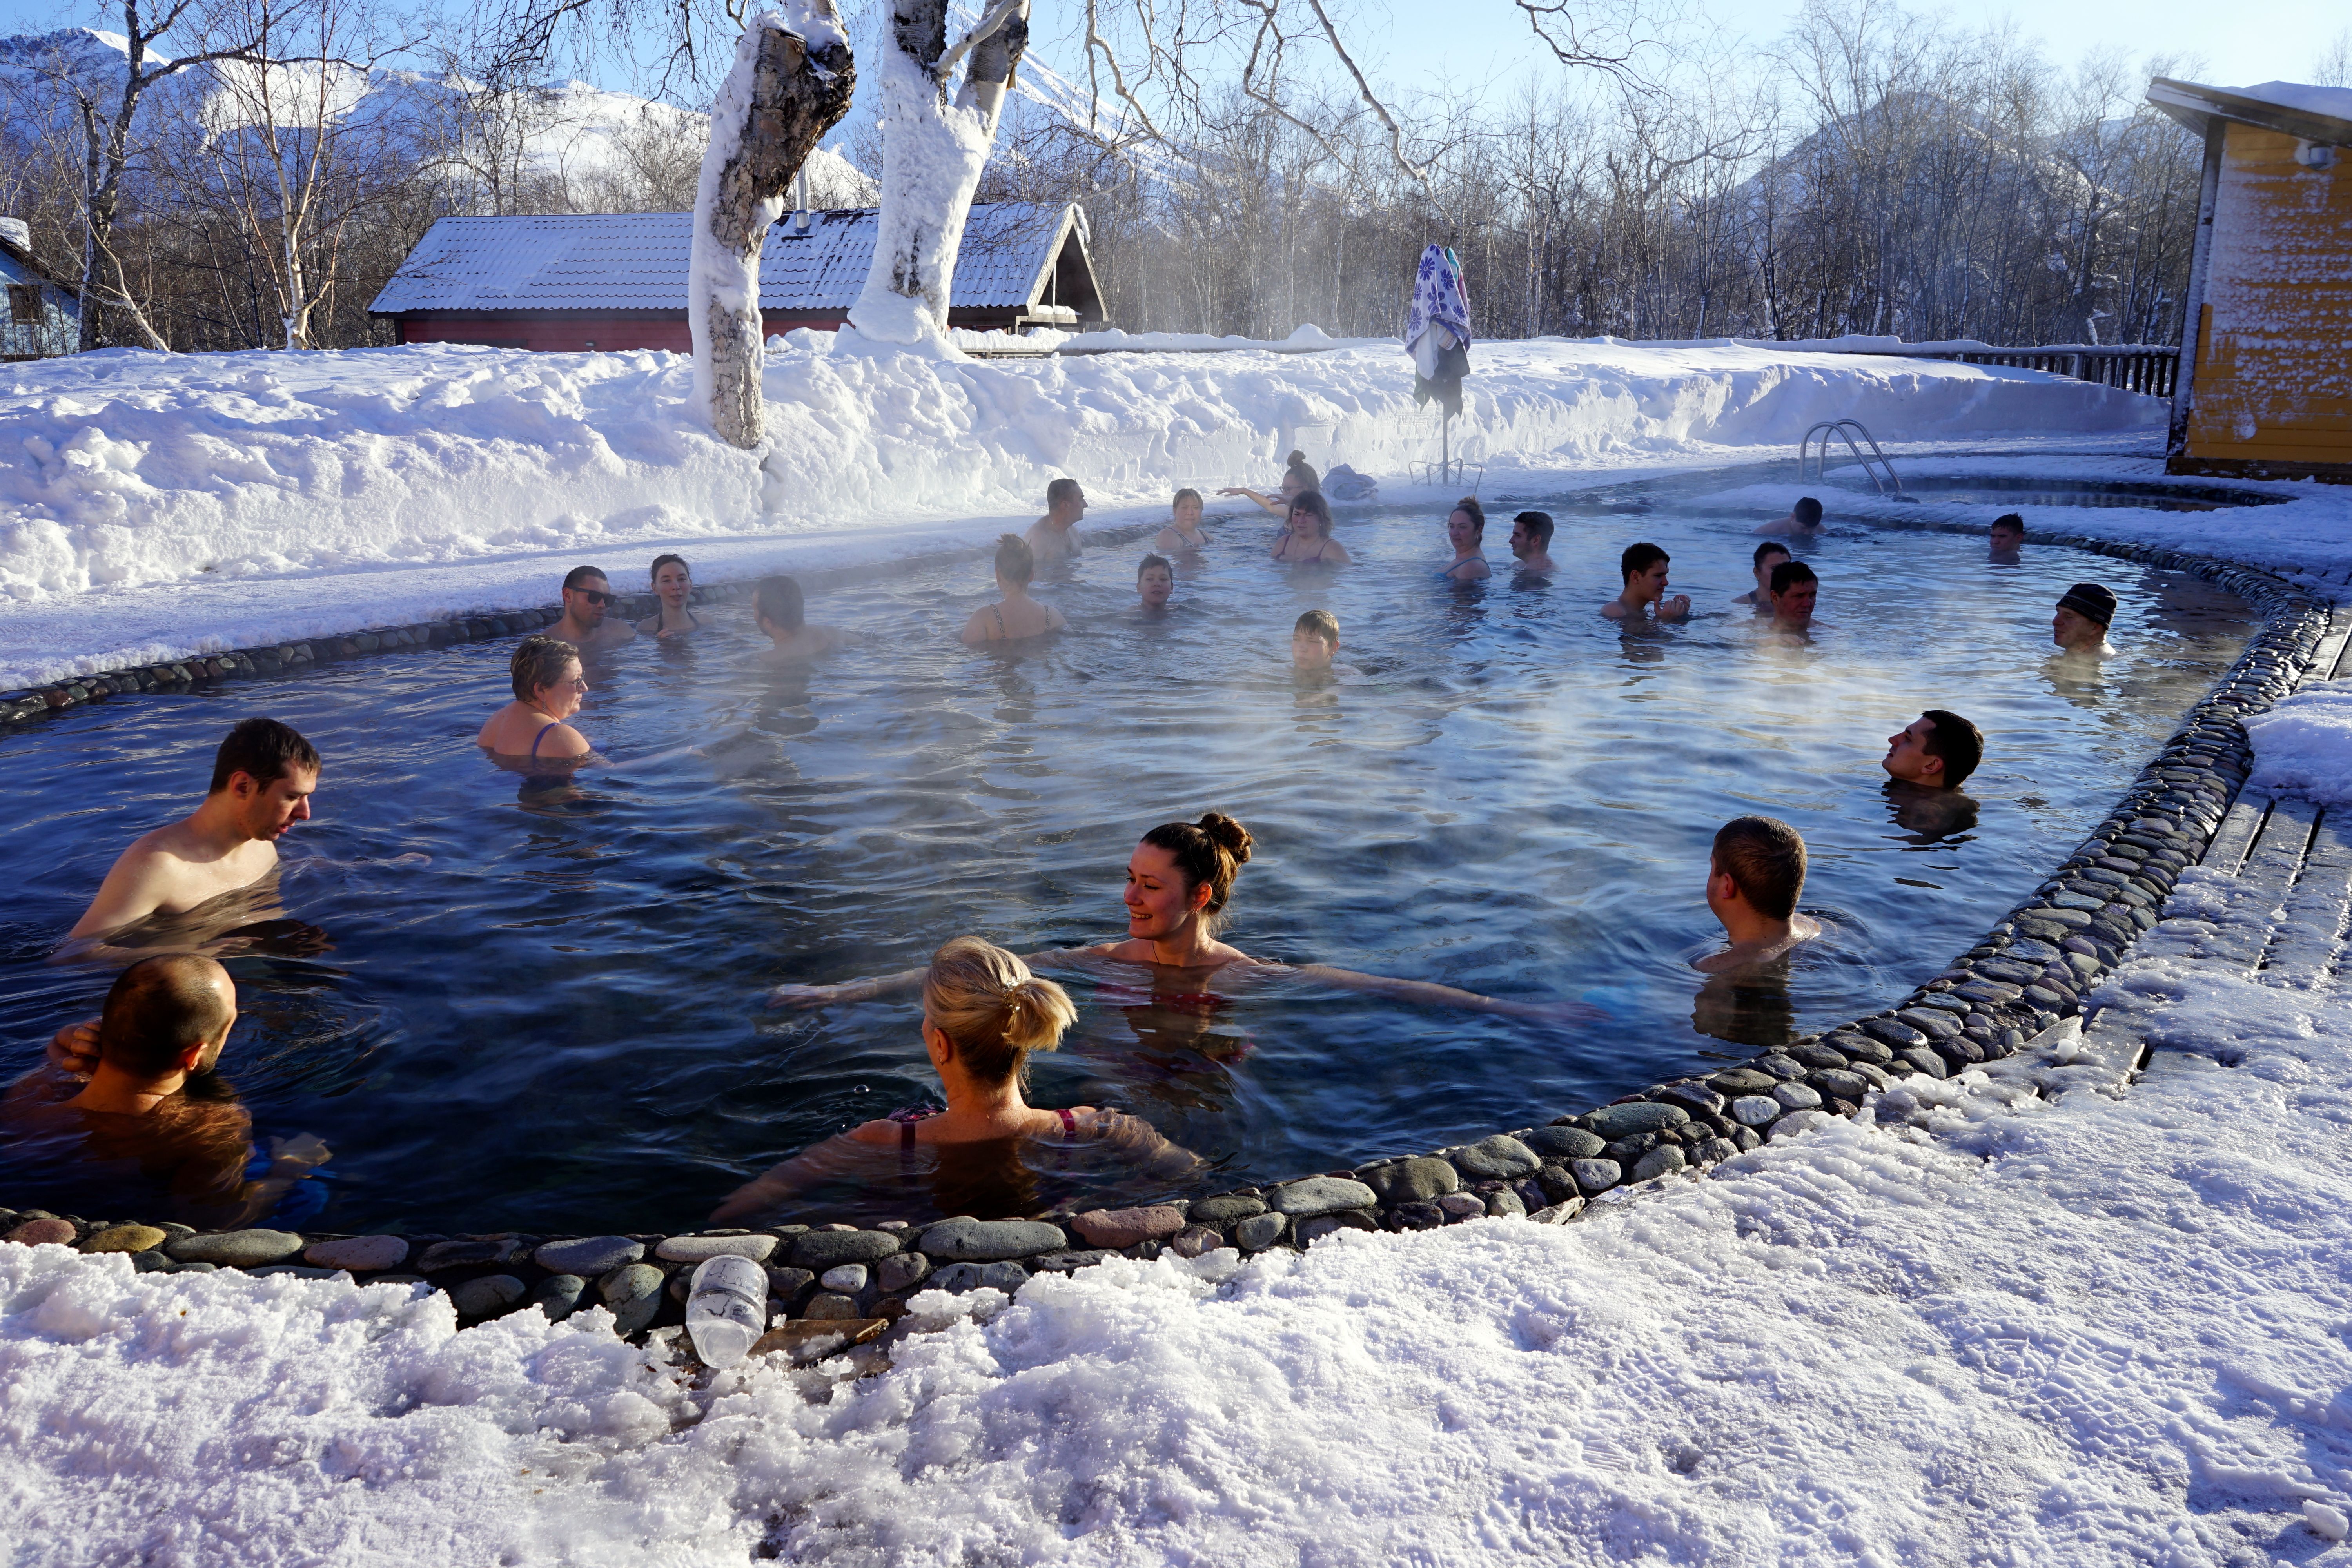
<box><xmin>769</xmin><ymin>813</ymin><xmax>1590</xmax><ymax>1022</ymax></box>
<box><xmin>711</xmin><ymin>937</ymin><xmax>1194</xmax><ymax>1221</ymax></box>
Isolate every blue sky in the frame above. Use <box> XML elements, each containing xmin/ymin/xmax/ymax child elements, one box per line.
<box><xmin>11</xmin><ymin>0</ymin><xmax>2345</xmax><ymax>103</ymax></box>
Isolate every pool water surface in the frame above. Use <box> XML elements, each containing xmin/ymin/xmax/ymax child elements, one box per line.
<box><xmin>0</xmin><ymin>500</ymin><xmax>2254</xmax><ymax>1231</ymax></box>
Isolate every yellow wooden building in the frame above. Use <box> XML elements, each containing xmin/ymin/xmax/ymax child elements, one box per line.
<box><xmin>2148</xmin><ymin>78</ymin><xmax>2352</xmax><ymax>482</ymax></box>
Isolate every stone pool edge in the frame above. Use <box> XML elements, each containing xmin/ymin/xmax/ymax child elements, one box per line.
<box><xmin>0</xmin><ymin>504</ymin><xmax>2330</xmax><ymax>1357</ymax></box>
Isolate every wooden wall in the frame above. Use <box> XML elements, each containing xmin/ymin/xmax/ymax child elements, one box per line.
<box><xmin>2178</xmin><ymin>123</ymin><xmax>2352</xmax><ymax>477</ymax></box>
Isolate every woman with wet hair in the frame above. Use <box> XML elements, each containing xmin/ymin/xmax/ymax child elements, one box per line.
<box><xmin>635</xmin><ymin>554</ymin><xmax>701</xmax><ymax>639</ymax></box>
<box><xmin>1269</xmin><ymin>492</ymin><xmax>1351</xmax><ymax>566</ymax></box>
<box><xmin>1439</xmin><ymin>497</ymin><xmax>1490</xmax><ymax>581</ymax></box>
<box><xmin>475</xmin><ymin>635</ymin><xmax>592</xmax><ymax>764</ymax></box>
<box><xmin>770</xmin><ymin>813</ymin><xmax>1573</xmax><ymax>1020</ymax></box>
<box><xmin>960</xmin><ymin>533</ymin><xmax>1068</xmax><ymax>645</ymax></box>
<box><xmin>710</xmin><ymin>936</ymin><xmax>1196</xmax><ymax>1221</ymax></box>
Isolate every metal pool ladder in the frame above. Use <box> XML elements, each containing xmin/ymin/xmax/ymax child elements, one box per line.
<box><xmin>1799</xmin><ymin>419</ymin><xmax>1911</xmax><ymax>499</ymax></box>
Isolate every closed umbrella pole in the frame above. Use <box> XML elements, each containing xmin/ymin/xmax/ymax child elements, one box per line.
<box><xmin>1405</xmin><ymin>244</ymin><xmax>1473</xmax><ymax>486</ymax></box>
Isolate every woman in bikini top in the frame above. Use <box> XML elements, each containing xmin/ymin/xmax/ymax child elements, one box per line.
<box><xmin>769</xmin><ymin>813</ymin><xmax>1592</xmax><ymax>1025</ymax></box>
<box><xmin>710</xmin><ymin>936</ymin><xmax>1195</xmax><ymax>1221</ymax></box>
<box><xmin>635</xmin><ymin>554</ymin><xmax>702</xmax><ymax>639</ymax></box>
<box><xmin>1269</xmin><ymin>491</ymin><xmax>1352</xmax><ymax>566</ymax></box>
<box><xmin>474</xmin><ymin>635</ymin><xmax>592</xmax><ymax>766</ymax></box>
<box><xmin>961</xmin><ymin>532</ymin><xmax>1068</xmax><ymax>646</ymax></box>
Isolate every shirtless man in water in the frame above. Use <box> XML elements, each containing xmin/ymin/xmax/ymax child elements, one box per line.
<box><xmin>1507</xmin><ymin>511</ymin><xmax>1558</xmax><ymax>575</ymax></box>
<box><xmin>1602</xmin><ymin>543</ymin><xmax>1691</xmax><ymax>622</ymax></box>
<box><xmin>67</xmin><ymin>718</ymin><xmax>320</xmax><ymax>945</ymax></box>
<box><xmin>1025</xmin><ymin>479</ymin><xmax>1086</xmax><ymax>565</ymax></box>
<box><xmin>550</xmin><ymin>565</ymin><xmax>638</xmax><ymax>653</ymax></box>
<box><xmin>1695</xmin><ymin>816</ymin><xmax>1821</xmax><ymax>973</ymax></box>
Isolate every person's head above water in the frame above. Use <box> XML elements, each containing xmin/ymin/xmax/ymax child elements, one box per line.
<box><xmin>1293</xmin><ymin>608</ymin><xmax>1340</xmax><ymax>669</ymax></box>
<box><xmin>650</xmin><ymin>552</ymin><xmax>690</xmax><ymax>589</ymax></box>
<box><xmin>1127</xmin><ymin>813</ymin><xmax>1254</xmax><ymax>939</ymax></box>
<box><xmin>205</xmin><ymin>717</ymin><xmax>320</xmax><ymax>840</ymax></box>
<box><xmin>1751</xmin><ymin>540</ymin><xmax>1792</xmax><ymax>588</ymax></box>
<box><xmin>1447</xmin><ymin>497</ymin><xmax>1485</xmax><ymax>552</ymax></box>
<box><xmin>754</xmin><ymin>576</ymin><xmax>806</xmax><ymax>635</ymax></box>
<box><xmin>561</xmin><ymin>564</ymin><xmax>614</xmax><ymax>625</ymax></box>
<box><xmin>920</xmin><ymin>936</ymin><xmax>1077</xmax><ymax>1091</ymax></box>
<box><xmin>1172</xmin><ymin>487</ymin><xmax>1203</xmax><ymax>527</ymax></box>
<box><xmin>2053</xmin><ymin>582</ymin><xmax>2116</xmax><ymax>651</ymax></box>
<box><xmin>1284</xmin><ymin>450</ymin><xmax>1320</xmax><ymax>494</ymax></box>
<box><xmin>1768</xmin><ymin>559</ymin><xmax>1819</xmax><ymax>622</ymax></box>
<box><xmin>1709</xmin><ymin>815</ymin><xmax>1807</xmax><ymax>923</ymax></box>
<box><xmin>1882</xmin><ymin>708</ymin><xmax>1982</xmax><ymax>788</ymax></box>
<box><xmin>1990</xmin><ymin>515</ymin><xmax>2025</xmax><ymax>555</ymax></box>
<box><xmin>1287</xmin><ymin>490</ymin><xmax>1332</xmax><ymax>541</ymax></box>
<box><xmin>995</xmin><ymin>532</ymin><xmax>1036</xmax><ymax>589</ymax></box>
<box><xmin>1044</xmin><ymin>477</ymin><xmax>1086</xmax><ymax>526</ymax></box>
<box><xmin>1137</xmin><ymin>554</ymin><xmax>1174</xmax><ymax>609</ymax></box>
<box><xmin>510</xmin><ymin>635</ymin><xmax>584</xmax><ymax>715</ymax></box>
<box><xmin>1792</xmin><ymin>497</ymin><xmax>1824</xmax><ymax>528</ymax></box>
<box><xmin>97</xmin><ymin>954</ymin><xmax>238</xmax><ymax>1085</ymax></box>
<box><xmin>1509</xmin><ymin>511</ymin><xmax>1554</xmax><ymax>562</ymax></box>
<box><xmin>1621</xmin><ymin>541</ymin><xmax>1670</xmax><ymax>588</ymax></box>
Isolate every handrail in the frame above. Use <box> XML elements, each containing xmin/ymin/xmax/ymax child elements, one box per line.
<box><xmin>1800</xmin><ymin>419</ymin><xmax>1909</xmax><ymax>499</ymax></box>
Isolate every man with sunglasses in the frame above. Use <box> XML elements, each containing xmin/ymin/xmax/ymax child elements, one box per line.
<box><xmin>552</xmin><ymin>566</ymin><xmax>639</xmax><ymax>652</ymax></box>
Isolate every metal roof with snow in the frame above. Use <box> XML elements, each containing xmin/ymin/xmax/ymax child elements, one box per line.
<box><xmin>369</xmin><ymin>202</ymin><xmax>1101</xmax><ymax>321</ymax></box>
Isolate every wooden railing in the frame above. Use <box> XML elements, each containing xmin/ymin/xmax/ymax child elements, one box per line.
<box><xmin>1840</xmin><ymin>343</ymin><xmax>2180</xmax><ymax>397</ymax></box>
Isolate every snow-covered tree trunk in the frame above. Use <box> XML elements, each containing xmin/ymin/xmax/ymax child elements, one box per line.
<box><xmin>690</xmin><ymin>2</ymin><xmax>856</xmax><ymax>448</ymax></box>
<box><xmin>845</xmin><ymin>0</ymin><xmax>1029</xmax><ymax>350</ymax></box>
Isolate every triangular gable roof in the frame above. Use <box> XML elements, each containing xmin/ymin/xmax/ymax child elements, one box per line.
<box><xmin>369</xmin><ymin>202</ymin><xmax>1099</xmax><ymax>316</ymax></box>
<box><xmin>2147</xmin><ymin>77</ymin><xmax>2352</xmax><ymax>147</ymax></box>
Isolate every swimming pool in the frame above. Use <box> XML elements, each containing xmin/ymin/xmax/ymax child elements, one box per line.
<box><xmin>0</xmin><ymin>501</ymin><xmax>2255</xmax><ymax>1232</ymax></box>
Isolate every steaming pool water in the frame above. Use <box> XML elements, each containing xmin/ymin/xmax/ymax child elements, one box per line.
<box><xmin>0</xmin><ymin>501</ymin><xmax>2256</xmax><ymax>1233</ymax></box>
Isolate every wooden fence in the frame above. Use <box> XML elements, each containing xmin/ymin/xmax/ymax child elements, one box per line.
<box><xmin>1840</xmin><ymin>344</ymin><xmax>2180</xmax><ymax>397</ymax></box>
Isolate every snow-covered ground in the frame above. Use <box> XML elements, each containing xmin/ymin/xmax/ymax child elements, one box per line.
<box><xmin>5</xmin><ymin>858</ymin><xmax>2349</xmax><ymax>1564</ymax></box>
<box><xmin>0</xmin><ymin>336</ymin><xmax>2161</xmax><ymax>689</ymax></box>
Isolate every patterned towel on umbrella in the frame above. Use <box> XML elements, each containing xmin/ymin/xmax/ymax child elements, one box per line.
<box><xmin>1406</xmin><ymin>245</ymin><xmax>1472</xmax><ymax>416</ymax></box>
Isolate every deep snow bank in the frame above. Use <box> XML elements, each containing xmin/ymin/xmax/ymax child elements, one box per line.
<box><xmin>5</xmin><ymin>885</ymin><xmax>2351</xmax><ymax>1564</ymax></box>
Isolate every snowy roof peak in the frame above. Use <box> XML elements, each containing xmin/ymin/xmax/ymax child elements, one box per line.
<box><xmin>2147</xmin><ymin>76</ymin><xmax>2352</xmax><ymax>145</ymax></box>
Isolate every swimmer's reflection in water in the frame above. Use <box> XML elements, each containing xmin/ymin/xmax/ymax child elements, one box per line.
<box><xmin>712</xmin><ymin>936</ymin><xmax>1198</xmax><ymax>1224</ymax></box>
<box><xmin>1691</xmin><ymin>962</ymin><xmax>1797</xmax><ymax>1051</ymax></box>
<box><xmin>1882</xmin><ymin>780</ymin><xmax>1980</xmax><ymax>844</ymax></box>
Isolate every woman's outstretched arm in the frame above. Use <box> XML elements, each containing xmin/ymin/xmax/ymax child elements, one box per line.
<box><xmin>1290</xmin><ymin>962</ymin><xmax>1597</xmax><ymax>1024</ymax></box>
<box><xmin>1216</xmin><ymin>486</ymin><xmax>1284</xmax><ymax>517</ymax></box>
<box><xmin>766</xmin><ymin>968</ymin><xmax>927</xmax><ymax>1008</ymax></box>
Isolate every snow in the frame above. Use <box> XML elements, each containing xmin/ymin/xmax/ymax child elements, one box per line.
<box><xmin>2231</xmin><ymin>80</ymin><xmax>2352</xmax><ymax>128</ymax></box>
<box><xmin>0</xmin><ymin>337</ymin><xmax>2164</xmax><ymax>689</ymax></box>
<box><xmin>2247</xmin><ymin>680</ymin><xmax>2352</xmax><ymax>803</ymax></box>
<box><xmin>7</xmin><ymin>871</ymin><xmax>2351</xmax><ymax>1563</ymax></box>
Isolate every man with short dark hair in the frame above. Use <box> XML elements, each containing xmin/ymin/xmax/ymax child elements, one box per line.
<box><xmin>1989</xmin><ymin>514</ymin><xmax>2025</xmax><ymax>564</ymax></box>
<box><xmin>7</xmin><ymin>956</ymin><xmax>330</xmax><ymax>1225</ymax></box>
<box><xmin>1883</xmin><ymin>709</ymin><xmax>1983</xmax><ymax>789</ymax></box>
<box><xmin>1603</xmin><ymin>542</ymin><xmax>1690</xmax><ymax>621</ymax></box>
<box><xmin>551</xmin><ymin>565</ymin><xmax>637</xmax><ymax>651</ymax></box>
<box><xmin>69</xmin><ymin>718</ymin><xmax>321</xmax><ymax>943</ymax></box>
<box><xmin>1755</xmin><ymin>496</ymin><xmax>1825</xmax><ymax>537</ymax></box>
<box><xmin>1765</xmin><ymin>559</ymin><xmax>1821</xmax><ymax>632</ymax></box>
<box><xmin>1507</xmin><ymin>511</ymin><xmax>1557</xmax><ymax>575</ymax></box>
<box><xmin>2053</xmin><ymin>582</ymin><xmax>2116</xmax><ymax>653</ymax></box>
<box><xmin>1696</xmin><ymin>815</ymin><xmax>1820</xmax><ymax>973</ymax></box>
<box><xmin>1735</xmin><ymin>541</ymin><xmax>1792</xmax><ymax>608</ymax></box>
<box><xmin>1027</xmin><ymin>479</ymin><xmax>1087</xmax><ymax>564</ymax></box>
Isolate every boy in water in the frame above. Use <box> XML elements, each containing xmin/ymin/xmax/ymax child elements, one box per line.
<box><xmin>1735</xmin><ymin>542</ymin><xmax>1792</xmax><ymax>608</ymax></box>
<box><xmin>1990</xmin><ymin>514</ymin><xmax>2025</xmax><ymax>564</ymax></box>
<box><xmin>1137</xmin><ymin>554</ymin><xmax>1175</xmax><ymax>612</ymax></box>
<box><xmin>1603</xmin><ymin>543</ymin><xmax>1690</xmax><ymax>621</ymax></box>
<box><xmin>1508</xmin><ymin>511</ymin><xmax>1558</xmax><ymax>575</ymax></box>
<box><xmin>1755</xmin><ymin>496</ymin><xmax>1826</xmax><ymax>537</ymax></box>
<box><xmin>1291</xmin><ymin>609</ymin><xmax>1351</xmax><ymax>673</ymax></box>
<box><xmin>1695</xmin><ymin>816</ymin><xmax>1821</xmax><ymax>973</ymax></box>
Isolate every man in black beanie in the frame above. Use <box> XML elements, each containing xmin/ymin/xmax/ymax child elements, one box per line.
<box><xmin>2053</xmin><ymin>583</ymin><xmax>2116</xmax><ymax>653</ymax></box>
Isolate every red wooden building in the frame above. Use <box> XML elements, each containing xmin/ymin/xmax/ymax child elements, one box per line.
<box><xmin>370</xmin><ymin>202</ymin><xmax>1105</xmax><ymax>351</ymax></box>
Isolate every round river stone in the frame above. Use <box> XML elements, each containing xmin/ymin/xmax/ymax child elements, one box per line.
<box><xmin>930</xmin><ymin>1261</ymin><xmax>1030</xmax><ymax>1294</ymax></box>
<box><xmin>1187</xmin><ymin>1195</ymin><xmax>1267</xmax><ymax>1223</ymax></box>
<box><xmin>1771</xmin><ymin>1082</ymin><xmax>1823</xmax><ymax>1111</ymax></box>
<box><xmin>1361</xmin><ymin>1156</ymin><xmax>1460</xmax><ymax>1203</ymax></box>
<box><xmin>166</xmin><ymin>1229</ymin><xmax>303</xmax><ymax>1267</ymax></box>
<box><xmin>80</xmin><ymin>1224</ymin><xmax>166</xmax><ymax>1255</ymax></box>
<box><xmin>533</xmin><ymin>1275</ymin><xmax>588</xmax><ymax>1322</ymax></box>
<box><xmin>1268</xmin><ymin>1177</ymin><xmax>1377</xmax><ymax>1217</ymax></box>
<box><xmin>1522</xmin><ymin>1126</ymin><xmax>1606</xmax><ymax>1161</ymax></box>
<box><xmin>1447</xmin><ymin>1135</ymin><xmax>1540</xmax><ymax>1181</ymax></box>
<box><xmin>1706</xmin><ymin>1068</ymin><xmax>1779</xmax><ymax>1097</ymax></box>
<box><xmin>919</xmin><ymin>1218</ymin><xmax>1066</xmax><ymax>1262</ymax></box>
<box><xmin>1070</xmin><ymin>1205</ymin><xmax>1186</xmax><ymax>1249</ymax></box>
<box><xmin>1234</xmin><ymin>1212</ymin><xmax>1287</xmax><ymax>1251</ymax></box>
<box><xmin>875</xmin><ymin>1252</ymin><xmax>931</xmax><ymax>1293</ymax></box>
<box><xmin>306</xmin><ymin>1235</ymin><xmax>410</xmax><ymax>1272</ymax></box>
<box><xmin>1730</xmin><ymin>1095</ymin><xmax>1782</xmax><ymax>1127</ymax></box>
<box><xmin>450</xmin><ymin>1274</ymin><xmax>527</xmax><ymax>1319</ymax></box>
<box><xmin>599</xmin><ymin>1264</ymin><xmax>667</xmax><ymax>1335</ymax></box>
<box><xmin>787</xmin><ymin>1230</ymin><xmax>904</xmax><ymax>1272</ymax></box>
<box><xmin>655</xmin><ymin>1233</ymin><xmax>779</xmax><ymax>1264</ymax></box>
<box><xmin>1570</xmin><ymin>1159</ymin><xmax>1622</xmax><ymax>1194</ymax></box>
<box><xmin>1631</xmin><ymin>1146</ymin><xmax>1688</xmax><ymax>1182</ymax></box>
<box><xmin>1583</xmin><ymin>1102</ymin><xmax>1688</xmax><ymax>1140</ymax></box>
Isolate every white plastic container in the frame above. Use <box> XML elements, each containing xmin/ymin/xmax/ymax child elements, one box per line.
<box><xmin>684</xmin><ymin>1254</ymin><xmax>769</xmax><ymax>1368</ymax></box>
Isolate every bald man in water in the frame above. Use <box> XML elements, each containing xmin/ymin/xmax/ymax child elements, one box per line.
<box><xmin>7</xmin><ymin>956</ymin><xmax>329</xmax><ymax>1225</ymax></box>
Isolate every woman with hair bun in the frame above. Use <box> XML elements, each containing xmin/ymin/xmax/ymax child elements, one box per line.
<box><xmin>711</xmin><ymin>936</ymin><xmax>1194</xmax><ymax>1221</ymax></box>
<box><xmin>1216</xmin><ymin>450</ymin><xmax>1320</xmax><ymax>518</ymax></box>
<box><xmin>769</xmin><ymin>812</ymin><xmax>1572</xmax><ymax>1020</ymax></box>
<box><xmin>960</xmin><ymin>533</ymin><xmax>1068</xmax><ymax>645</ymax></box>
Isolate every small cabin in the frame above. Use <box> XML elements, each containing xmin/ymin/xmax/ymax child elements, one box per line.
<box><xmin>369</xmin><ymin>201</ymin><xmax>1105</xmax><ymax>352</ymax></box>
<box><xmin>2148</xmin><ymin>78</ymin><xmax>2352</xmax><ymax>482</ymax></box>
<box><xmin>0</xmin><ymin>219</ymin><xmax>80</xmax><ymax>361</ymax></box>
